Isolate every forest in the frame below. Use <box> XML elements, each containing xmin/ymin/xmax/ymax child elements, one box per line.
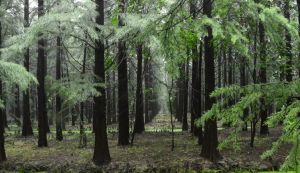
<box><xmin>0</xmin><ymin>0</ymin><xmax>300</xmax><ymax>172</ymax></box>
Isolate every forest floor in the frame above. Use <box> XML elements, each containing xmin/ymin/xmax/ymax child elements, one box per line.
<box><xmin>0</xmin><ymin>115</ymin><xmax>291</xmax><ymax>173</ymax></box>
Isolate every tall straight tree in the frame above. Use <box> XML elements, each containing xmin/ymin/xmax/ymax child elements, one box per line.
<box><xmin>0</xmin><ymin>0</ymin><xmax>6</xmax><ymax>162</ymax></box>
<box><xmin>297</xmin><ymin>0</ymin><xmax>300</xmax><ymax>77</ymax></box>
<box><xmin>201</xmin><ymin>0</ymin><xmax>220</xmax><ymax>162</ymax></box>
<box><xmin>144</xmin><ymin>57</ymin><xmax>150</xmax><ymax>123</ymax></box>
<box><xmin>133</xmin><ymin>44</ymin><xmax>145</xmax><ymax>133</ymax></box>
<box><xmin>22</xmin><ymin>0</ymin><xmax>33</xmax><ymax>137</ymax></box>
<box><xmin>284</xmin><ymin>0</ymin><xmax>292</xmax><ymax>82</ymax></box>
<box><xmin>56</xmin><ymin>35</ymin><xmax>63</xmax><ymax>141</ymax></box>
<box><xmin>117</xmin><ymin>0</ymin><xmax>130</xmax><ymax>145</ymax></box>
<box><xmin>79</xmin><ymin>36</ymin><xmax>87</xmax><ymax>147</ymax></box>
<box><xmin>191</xmin><ymin>38</ymin><xmax>202</xmax><ymax>136</ymax></box>
<box><xmin>37</xmin><ymin>0</ymin><xmax>48</xmax><ymax>147</ymax></box>
<box><xmin>93</xmin><ymin>0</ymin><xmax>111</xmax><ymax>165</ymax></box>
<box><xmin>15</xmin><ymin>86</ymin><xmax>21</xmax><ymax>126</ymax></box>
<box><xmin>258</xmin><ymin>5</ymin><xmax>268</xmax><ymax>135</ymax></box>
<box><xmin>182</xmin><ymin>57</ymin><xmax>189</xmax><ymax>131</ymax></box>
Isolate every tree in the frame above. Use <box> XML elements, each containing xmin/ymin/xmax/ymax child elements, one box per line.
<box><xmin>21</xmin><ymin>0</ymin><xmax>33</xmax><ymax>137</ymax></box>
<box><xmin>258</xmin><ymin>9</ymin><xmax>268</xmax><ymax>135</ymax></box>
<box><xmin>0</xmin><ymin>0</ymin><xmax>6</xmax><ymax>161</ymax></box>
<box><xmin>79</xmin><ymin>35</ymin><xmax>87</xmax><ymax>147</ymax></box>
<box><xmin>297</xmin><ymin>0</ymin><xmax>300</xmax><ymax>77</ymax></box>
<box><xmin>200</xmin><ymin>0</ymin><xmax>220</xmax><ymax>162</ymax></box>
<box><xmin>0</xmin><ymin>80</ymin><xmax>5</xmax><ymax>163</ymax></box>
<box><xmin>284</xmin><ymin>0</ymin><xmax>292</xmax><ymax>83</ymax></box>
<box><xmin>117</xmin><ymin>0</ymin><xmax>130</xmax><ymax>146</ymax></box>
<box><xmin>56</xmin><ymin>35</ymin><xmax>63</xmax><ymax>141</ymax></box>
<box><xmin>15</xmin><ymin>86</ymin><xmax>21</xmax><ymax>126</ymax></box>
<box><xmin>182</xmin><ymin>57</ymin><xmax>189</xmax><ymax>131</ymax></box>
<box><xmin>93</xmin><ymin>0</ymin><xmax>111</xmax><ymax>165</ymax></box>
<box><xmin>133</xmin><ymin>44</ymin><xmax>145</xmax><ymax>134</ymax></box>
<box><xmin>37</xmin><ymin>0</ymin><xmax>48</xmax><ymax>147</ymax></box>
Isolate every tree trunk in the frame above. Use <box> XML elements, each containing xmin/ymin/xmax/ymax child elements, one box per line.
<box><xmin>37</xmin><ymin>0</ymin><xmax>48</xmax><ymax>147</ymax></box>
<box><xmin>297</xmin><ymin>0</ymin><xmax>300</xmax><ymax>77</ymax></box>
<box><xmin>284</xmin><ymin>0</ymin><xmax>292</xmax><ymax>82</ymax></box>
<box><xmin>22</xmin><ymin>0</ymin><xmax>33</xmax><ymax>136</ymax></box>
<box><xmin>133</xmin><ymin>44</ymin><xmax>145</xmax><ymax>134</ymax></box>
<box><xmin>0</xmin><ymin>81</ymin><xmax>6</xmax><ymax>163</ymax></box>
<box><xmin>191</xmin><ymin>47</ymin><xmax>199</xmax><ymax>135</ymax></box>
<box><xmin>15</xmin><ymin>86</ymin><xmax>21</xmax><ymax>126</ymax></box>
<box><xmin>258</xmin><ymin>19</ymin><xmax>269</xmax><ymax>135</ymax></box>
<box><xmin>201</xmin><ymin>0</ymin><xmax>220</xmax><ymax>162</ymax></box>
<box><xmin>223</xmin><ymin>49</ymin><xmax>227</xmax><ymax>87</ymax></box>
<box><xmin>117</xmin><ymin>0</ymin><xmax>130</xmax><ymax>146</ymax></box>
<box><xmin>93</xmin><ymin>0</ymin><xmax>111</xmax><ymax>165</ymax></box>
<box><xmin>182</xmin><ymin>56</ymin><xmax>189</xmax><ymax>131</ymax></box>
<box><xmin>79</xmin><ymin>38</ymin><xmax>87</xmax><ymax>147</ymax></box>
<box><xmin>111</xmin><ymin>71</ymin><xmax>117</xmax><ymax>123</ymax></box>
<box><xmin>56</xmin><ymin>35</ymin><xmax>63</xmax><ymax>141</ymax></box>
<box><xmin>240</xmin><ymin>56</ymin><xmax>248</xmax><ymax>131</ymax></box>
<box><xmin>0</xmin><ymin>5</ymin><xmax>7</xmax><ymax>161</ymax></box>
<box><xmin>106</xmin><ymin>72</ymin><xmax>112</xmax><ymax>125</ymax></box>
<box><xmin>144</xmin><ymin>57</ymin><xmax>150</xmax><ymax>123</ymax></box>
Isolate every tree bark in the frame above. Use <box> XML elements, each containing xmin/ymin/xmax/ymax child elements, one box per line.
<box><xmin>37</xmin><ymin>0</ymin><xmax>48</xmax><ymax>147</ymax></box>
<box><xmin>133</xmin><ymin>44</ymin><xmax>145</xmax><ymax>134</ymax></box>
<box><xmin>117</xmin><ymin>0</ymin><xmax>130</xmax><ymax>146</ymax></box>
<box><xmin>201</xmin><ymin>0</ymin><xmax>220</xmax><ymax>162</ymax></box>
<box><xmin>297</xmin><ymin>0</ymin><xmax>300</xmax><ymax>77</ymax></box>
<box><xmin>56</xmin><ymin>35</ymin><xmax>63</xmax><ymax>141</ymax></box>
<box><xmin>22</xmin><ymin>0</ymin><xmax>33</xmax><ymax>136</ymax></box>
<box><xmin>258</xmin><ymin>20</ymin><xmax>269</xmax><ymax>135</ymax></box>
<box><xmin>182</xmin><ymin>56</ymin><xmax>189</xmax><ymax>131</ymax></box>
<box><xmin>15</xmin><ymin>86</ymin><xmax>21</xmax><ymax>126</ymax></box>
<box><xmin>144</xmin><ymin>57</ymin><xmax>150</xmax><ymax>123</ymax></box>
<box><xmin>284</xmin><ymin>0</ymin><xmax>292</xmax><ymax>82</ymax></box>
<box><xmin>0</xmin><ymin>3</ymin><xmax>7</xmax><ymax>161</ymax></box>
<box><xmin>111</xmin><ymin>71</ymin><xmax>117</xmax><ymax>123</ymax></box>
<box><xmin>93</xmin><ymin>0</ymin><xmax>111</xmax><ymax>165</ymax></box>
<box><xmin>79</xmin><ymin>38</ymin><xmax>87</xmax><ymax>147</ymax></box>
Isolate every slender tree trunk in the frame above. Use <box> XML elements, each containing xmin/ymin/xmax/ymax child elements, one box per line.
<box><xmin>182</xmin><ymin>56</ymin><xmax>189</xmax><ymax>131</ymax></box>
<box><xmin>133</xmin><ymin>44</ymin><xmax>145</xmax><ymax>134</ymax></box>
<box><xmin>0</xmin><ymin>4</ymin><xmax>7</xmax><ymax>161</ymax></box>
<box><xmin>191</xmin><ymin>41</ymin><xmax>201</xmax><ymax>135</ymax></box>
<box><xmin>93</xmin><ymin>0</ymin><xmax>111</xmax><ymax>165</ymax></box>
<box><xmin>111</xmin><ymin>71</ymin><xmax>117</xmax><ymax>123</ymax></box>
<box><xmin>0</xmin><ymin>81</ymin><xmax>6</xmax><ymax>163</ymax></box>
<box><xmin>240</xmin><ymin>56</ymin><xmax>248</xmax><ymax>131</ymax></box>
<box><xmin>223</xmin><ymin>49</ymin><xmax>227</xmax><ymax>87</ymax></box>
<box><xmin>297</xmin><ymin>0</ymin><xmax>300</xmax><ymax>78</ymax></box>
<box><xmin>15</xmin><ymin>86</ymin><xmax>21</xmax><ymax>126</ymax></box>
<box><xmin>201</xmin><ymin>0</ymin><xmax>220</xmax><ymax>162</ymax></box>
<box><xmin>258</xmin><ymin>20</ymin><xmax>269</xmax><ymax>135</ymax></box>
<box><xmin>117</xmin><ymin>0</ymin><xmax>130</xmax><ymax>146</ymax></box>
<box><xmin>176</xmin><ymin>63</ymin><xmax>185</xmax><ymax>122</ymax></box>
<box><xmin>144</xmin><ymin>58</ymin><xmax>150</xmax><ymax>123</ymax></box>
<box><xmin>284</xmin><ymin>0</ymin><xmax>292</xmax><ymax>82</ymax></box>
<box><xmin>197</xmin><ymin>41</ymin><xmax>204</xmax><ymax>144</ymax></box>
<box><xmin>106</xmin><ymin>73</ymin><xmax>112</xmax><ymax>125</ymax></box>
<box><xmin>56</xmin><ymin>35</ymin><xmax>63</xmax><ymax>141</ymax></box>
<box><xmin>79</xmin><ymin>38</ymin><xmax>87</xmax><ymax>147</ymax></box>
<box><xmin>22</xmin><ymin>0</ymin><xmax>33</xmax><ymax>136</ymax></box>
<box><xmin>37</xmin><ymin>0</ymin><xmax>48</xmax><ymax>147</ymax></box>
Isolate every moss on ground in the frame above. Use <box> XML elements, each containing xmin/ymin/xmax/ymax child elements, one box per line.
<box><xmin>0</xmin><ymin>115</ymin><xmax>291</xmax><ymax>172</ymax></box>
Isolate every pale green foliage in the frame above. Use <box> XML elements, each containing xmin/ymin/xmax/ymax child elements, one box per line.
<box><xmin>0</xmin><ymin>61</ymin><xmax>37</xmax><ymax>109</ymax></box>
<box><xmin>201</xmin><ymin>79</ymin><xmax>300</xmax><ymax>170</ymax></box>
<box><xmin>47</xmin><ymin>74</ymin><xmax>102</xmax><ymax>108</ymax></box>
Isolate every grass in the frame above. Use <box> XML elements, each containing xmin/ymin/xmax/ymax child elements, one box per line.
<box><xmin>0</xmin><ymin>115</ymin><xmax>292</xmax><ymax>172</ymax></box>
